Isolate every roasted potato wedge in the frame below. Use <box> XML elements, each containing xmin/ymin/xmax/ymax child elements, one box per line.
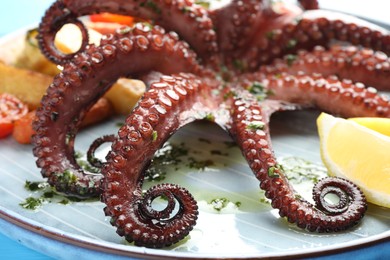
<box><xmin>105</xmin><ymin>78</ymin><xmax>146</xmax><ymax>115</ymax></box>
<box><xmin>0</xmin><ymin>62</ymin><xmax>52</xmax><ymax>109</ymax></box>
<box><xmin>1</xmin><ymin>24</ymin><xmax>144</xmax><ymax>117</ymax></box>
<box><xmin>13</xmin><ymin>28</ymin><xmax>60</xmax><ymax>76</ymax></box>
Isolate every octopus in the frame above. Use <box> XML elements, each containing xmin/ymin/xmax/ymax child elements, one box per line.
<box><xmin>32</xmin><ymin>0</ymin><xmax>390</xmax><ymax>248</ymax></box>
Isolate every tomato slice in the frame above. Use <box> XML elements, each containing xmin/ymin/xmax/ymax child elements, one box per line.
<box><xmin>0</xmin><ymin>122</ymin><xmax>14</xmax><ymax>139</ymax></box>
<box><xmin>0</xmin><ymin>93</ymin><xmax>28</xmax><ymax>139</ymax></box>
<box><xmin>12</xmin><ymin>110</ymin><xmax>37</xmax><ymax>144</ymax></box>
<box><xmin>90</xmin><ymin>13</ymin><xmax>134</xmax><ymax>25</ymax></box>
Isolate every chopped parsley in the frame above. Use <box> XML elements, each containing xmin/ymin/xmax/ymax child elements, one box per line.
<box><xmin>152</xmin><ymin>130</ymin><xmax>158</xmax><ymax>142</ymax></box>
<box><xmin>204</xmin><ymin>113</ymin><xmax>215</xmax><ymax>122</ymax></box>
<box><xmin>248</xmin><ymin>82</ymin><xmax>272</xmax><ymax>101</ymax></box>
<box><xmin>247</xmin><ymin>121</ymin><xmax>265</xmax><ymax>130</ymax></box>
<box><xmin>144</xmin><ymin>142</ymin><xmax>189</xmax><ymax>182</ymax></box>
<box><xmin>198</xmin><ymin>138</ymin><xmax>211</xmax><ymax>144</ymax></box>
<box><xmin>56</xmin><ymin>170</ymin><xmax>77</xmax><ymax>186</ymax></box>
<box><xmin>285</xmin><ymin>54</ymin><xmax>297</xmax><ymax>66</ymax></box>
<box><xmin>267</xmin><ymin>164</ymin><xmax>282</xmax><ymax>178</ymax></box>
<box><xmin>77</xmin><ymin>159</ymin><xmax>100</xmax><ymax>173</ymax></box>
<box><xmin>187</xmin><ymin>157</ymin><xmax>214</xmax><ymax>170</ymax></box>
<box><xmin>181</xmin><ymin>6</ymin><xmax>192</xmax><ymax>13</ymax></box>
<box><xmin>20</xmin><ymin>197</ymin><xmax>44</xmax><ymax>210</ymax></box>
<box><xmin>224</xmin><ymin>141</ymin><xmax>237</xmax><ymax>148</ymax></box>
<box><xmin>210</xmin><ymin>198</ymin><xmax>228</xmax><ymax>211</ymax></box>
<box><xmin>20</xmin><ymin>180</ymin><xmax>89</xmax><ymax>211</ymax></box>
<box><xmin>116</xmin><ymin>122</ymin><xmax>125</xmax><ymax>128</ymax></box>
<box><xmin>210</xmin><ymin>150</ymin><xmax>229</xmax><ymax>156</ymax></box>
<box><xmin>279</xmin><ymin>157</ymin><xmax>327</xmax><ymax>184</ymax></box>
<box><xmin>24</xmin><ymin>180</ymin><xmax>49</xmax><ymax>191</ymax></box>
<box><xmin>117</xmin><ymin>26</ymin><xmax>131</xmax><ymax>35</ymax></box>
<box><xmin>286</xmin><ymin>39</ymin><xmax>297</xmax><ymax>49</ymax></box>
<box><xmin>248</xmin><ymin>82</ymin><xmax>265</xmax><ymax>95</ymax></box>
<box><xmin>223</xmin><ymin>90</ymin><xmax>236</xmax><ymax>100</ymax></box>
<box><xmin>209</xmin><ymin>198</ymin><xmax>242</xmax><ymax>211</ymax></box>
<box><xmin>195</xmin><ymin>0</ymin><xmax>210</xmax><ymax>9</ymax></box>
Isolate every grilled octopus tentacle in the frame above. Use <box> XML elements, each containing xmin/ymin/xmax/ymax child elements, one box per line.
<box><xmin>102</xmin><ymin>73</ymin><xmax>218</xmax><ymax>248</ymax></box>
<box><xmin>239</xmin><ymin>72</ymin><xmax>390</xmax><ymax>118</ymax></box>
<box><xmin>228</xmin><ymin>96</ymin><xmax>367</xmax><ymax>232</ymax></box>
<box><xmin>244</xmin><ymin>12</ymin><xmax>390</xmax><ymax>69</ymax></box>
<box><xmin>38</xmin><ymin>0</ymin><xmax>217</xmax><ymax>65</ymax></box>
<box><xmin>298</xmin><ymin>0</ymin><xmax>319</xmax><ymax>10</ymax></box>
<box><xmin>257</xmin><ymin>45</ymin><xmax>390</xmax><ymax>91</ymax></box>
<box><xmin>32</xmin><ymin>24</ymin><xmax>202</xmax><ymax>198</ymax></box>
<box><xmin>210</xmin><ymin>0</ymin><xmax>268</xmax><ymax>52</ymax></box>
<box><xmin>37</xmin><ymin>0</ymin><xmax>90</xmax><ymax>65</ymax></box>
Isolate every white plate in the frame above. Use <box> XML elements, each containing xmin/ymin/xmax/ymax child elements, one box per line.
<box><xmin>1</xmin><ymin>21</ymin><xmax>390</xmax><ymax>260</ymax></box>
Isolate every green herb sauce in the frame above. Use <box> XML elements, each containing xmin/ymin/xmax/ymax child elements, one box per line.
<box><xmin>187</xmin><ymin>157</ymin><xmax>214</xmax><ymax>170</ymax></box>
<box><xmin>208</xmin><ymin>198</ymin><xmax>242</xmax><ymax>212</ymax></box>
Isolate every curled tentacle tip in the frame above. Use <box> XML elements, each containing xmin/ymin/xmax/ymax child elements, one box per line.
<box><xmin>38</xmin><ymin>0</ymin><xmax>90</xmax><ymax>65</ymax></box>
<box><xmin>87</xmin><ymin>134</ymin><xmax>117</xmax><ymax>168</ymax></box>
<box><xmin>140</xmin><ymin>185</ymin><xmax>177</xmax><ymax>220</ymax></box>
<box><xmin>105</xmin><ymin>183</ymin><xmax>198</xmax><ymax>248</ymax></box>
<box><xmin>313</xmin><ymin>177</ymin><xmax>367</xmax><ymax>216</ymax></box>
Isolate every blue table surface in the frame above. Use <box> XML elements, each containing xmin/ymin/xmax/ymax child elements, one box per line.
<box><xmin>0</xmin><ymin>1</ymin><xmax>389</xmax><ymax>259</ymax></box>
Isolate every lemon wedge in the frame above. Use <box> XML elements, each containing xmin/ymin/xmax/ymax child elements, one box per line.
<box><xmin>348</xmin><ymin>117</ymin><xmax>390</xmax><ymax>137</ymax></box>
<box><xmin>317</xmin><ymin>113</ymin><xmax>390</xmax><ymax>208</ymax></box>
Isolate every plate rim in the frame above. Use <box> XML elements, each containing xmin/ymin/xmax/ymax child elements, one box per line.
<box><xmin>1</xmin><ymin>204</ymin><xmax>390</xmax><ymax>259</ymax></box>
<box><xmin>1</xmin><ymin>17</ymin><xmax>390</xmax><ymax>260</ymax></box>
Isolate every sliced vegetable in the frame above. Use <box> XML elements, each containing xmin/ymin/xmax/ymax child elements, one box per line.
<box><xmin>0</xmin><ymin>93</ymin><xmax>28</xmax><ymax>138</ymax></box>
<box><xmin>105</xmin><ymin>78</ymin><xmax>146</xmax><ymax>115</ymax></box>
<box><xmin>0</xmin><ymin>122</ymin><xmax>13</xmax><ymax>139</ymax></box>
<box><xmin>11</xmin><ymin>98</ymin><xmax>113</xmax><ymax>144</ymax></box>
<box><xmin>81</xmin><ymin>97</ymin><xmax>114</xmax><ymax>127</ymax></box>
<box><xmin>12</xmin><ymin>110</ymin><xmax>36</xmax><ymax>144</ymax></box>
<box><xmin>0</xmin><ymin>62</ymin><xmax>53</xmax><ymax>110</ymax></box>
<box><xmin>85</xmin><ymin>21</ymin><xmax>124</xmax><ymax>35</ymax></box>
<box><xmin>90</xmin><ymin>13</ymin><xmax>134</xmax><ymax>25</ymax></box>
<box><xmin>14</xmin><ymin>28</ymin><xmax>60</xmax><ymax>76</ymax></box>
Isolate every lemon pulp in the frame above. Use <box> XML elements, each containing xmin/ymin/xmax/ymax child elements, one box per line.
<box><xmin>348</xmin><ymin>117</ymin><xmax>390</xmax><ymax>136</ymax></box>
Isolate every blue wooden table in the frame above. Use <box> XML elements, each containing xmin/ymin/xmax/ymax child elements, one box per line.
<box><xmin>0</xmin><ymin>1</ymin><xmax>389</xmax><ymax>259</ymax></box>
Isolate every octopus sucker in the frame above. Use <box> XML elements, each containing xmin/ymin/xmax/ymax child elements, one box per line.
<box><xmin>34</xmin><ymin>0</ymin><xmax>390</xmax><ymax>247</ymax></box>
<box><xmin>239</xmin><ymin>71</ymin><xmax>390</xmax><ymax>118</ymax></box>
